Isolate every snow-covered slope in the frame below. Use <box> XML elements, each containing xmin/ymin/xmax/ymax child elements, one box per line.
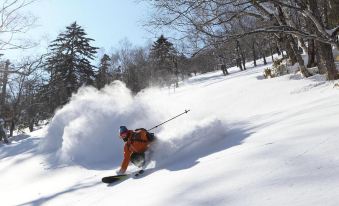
<box><xmin>1</xmin><ymin>59</ymin><xmax>339</xmax><ymax>206</ymax></box>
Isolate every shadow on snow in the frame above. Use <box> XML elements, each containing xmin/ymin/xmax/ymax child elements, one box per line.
<box><xmin>0</xmin><ymin>135</ymin><xmax>39</xmax><ymax>159</ymax></box>
<box><xmin>17</xmin><ymin>181</ymin><xmax>101</xmax><ymax>206</ymax></box>
<box><xmin>142</xmin><ymin>120</ymin><xmax>253</xmax><ymax>177</ymax></box>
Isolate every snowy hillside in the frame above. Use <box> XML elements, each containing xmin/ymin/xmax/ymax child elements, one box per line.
<box><xmin>1</xmin><ymin>58</ymin><xmax>339</xmax><ymax>206</ymax></box>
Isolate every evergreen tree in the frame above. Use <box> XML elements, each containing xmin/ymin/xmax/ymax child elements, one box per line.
<box><xmin>45</xmin><ymin>22</ymin><xmax>98</xmax><ymax>109</ymax></box>
<box><xmin>149</xmin><ymin>35</ymin><xmax>177</xmax><ymax>86</ymax></box>
<box><xmin>96</xmin><ymin>54</ymin><xmax>112</xmax><ymax>89</ymax></box>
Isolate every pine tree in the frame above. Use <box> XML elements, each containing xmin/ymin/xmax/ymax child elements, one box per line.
<box><xmin>149</xmin><ymin>35</ymin><xmax>177</xmax><ymax>86</ymax></box>
<box><xmin>96</xmin><ymin>54</ymin><xmax>112</xmax><ymax>89</ymax></box>
<box><xmin>45</xmin><ymin>22</ymin><xmax>98</xmax><ymax>109</ymax></box>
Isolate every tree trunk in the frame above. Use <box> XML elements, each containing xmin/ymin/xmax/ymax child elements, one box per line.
<box><xmin>316</xmin><ymin>41</ymin><xmax>338</xmax><ymax>80</ymax></box>
<box><xmin>236</xmin><ymin>40</ymin><xmax>244</xmax><ymax>71</ymax></box>
<box><xmin>275</xmin><ymin>6</ymin><xmax>299</xmax><ymax>65</ymax></box>
<box><xmin>269</xmin><ymin>41</ymin><xmax>274</xmax><ymax>61</ymax></box>
<box><xmin>288</xmin><ymin>35</ymin><xmax>312</xmax><ymax>77</ymax></box>
<box><xmin>307</xmin><ymin>39</ymin><xmax>316</xmax><ymax>68</ymax></box>
<box><xmin>240</xmin><ymin>48</ymin><xmax>246</xmax><ymax>70</ymax></box>
<box><xmin>263</xmin><ymin>54</ymin><xmax>267</xmax><ymax>65</ymax></box>
<box><xmin>10</xmin><ymin>120</ymin><xmax>15</xmax><ymax>137</ymax></box>
<box><xmin>236</xmin><ymin>58</ymin><xmax>243</xmax><ymax>70</ymax></box>
<box><xmin>283</xmin><ymin>36</ymin><xmax>298</xmax><ymax>65</ymax></box>
<box><xmin>29</xmin><ymin>119</ymin><xmax>34</xmax><ymax>132</ymax></box>
<box><xmin>275</xmin><ymin>40</ymin><xmax>282</xmax><ymax>56</ymax></box>
<box><xmin>252</xmin><ymin>41</ymin><xmax>257</xmax><ymax>67</ymax></box>
<box><xmin>307</xmin><ymin>0</ymin><xmax>337</xmax><ymax>80</ymax></box>
<box><xmin>256</xmin><ymin>42</ymin><xmax>267</xmax><ymax>65</ymax></box>
<box><xmin>323</xmin><ymin>0</ymin><xmax>329</xmax><ymax>28</ymax></box>
<box><xmin>0</xmin><ymin>60</ymin><xmax>10</xmax><ymax>110</ymax></box>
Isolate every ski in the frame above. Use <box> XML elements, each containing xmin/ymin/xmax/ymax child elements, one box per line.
<box><xmin>101</xmin><ymin>170</ymin><xmax>145</xmax><ymax>184</ymax></box>
<box><xmin>101</xmin><ymin>174</ymin><xmax>129</xmax><ymax>184</ymax></box>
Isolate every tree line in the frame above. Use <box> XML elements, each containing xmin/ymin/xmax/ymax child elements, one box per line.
<box><xmin>146</xmin><ymin>0</ymin><xmax>339</xmax><ymax>79</ymax></box>
<box><xmin>0</xmin><ymin>0</ymin><xmax>338</xmax><ymax>136</ymax></box>
<box><xmin>0</xmin><ymin>20</ymin><xmax>212</xmax><ymax>135</ymax></box>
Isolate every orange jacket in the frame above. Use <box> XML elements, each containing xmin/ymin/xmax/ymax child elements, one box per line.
<box><xmin>120</xmin><ymin>129</ymin><xmax>150</xmax><ymax>173</ymax></box>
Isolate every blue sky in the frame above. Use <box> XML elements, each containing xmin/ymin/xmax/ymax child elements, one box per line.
<box><xmin>4</xmin><ymin>0</ymin><xmax>155</xmax><ymax>60</ymax></box>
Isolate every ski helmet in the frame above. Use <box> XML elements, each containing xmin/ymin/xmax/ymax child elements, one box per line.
<box><xmin>119</xmin><ymin>126</ymin><xmax>128</xmax><ymax>139</ymax></box>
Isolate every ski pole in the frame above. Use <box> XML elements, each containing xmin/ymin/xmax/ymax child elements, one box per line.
<box><xmin>148</xmin><ymin>109</ymin><xmax>190</xmax><ymax>131</ymax></box>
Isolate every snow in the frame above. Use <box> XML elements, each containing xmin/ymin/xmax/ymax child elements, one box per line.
<box><xmin>326</xmin><ymin>26</ymin><xmax>339</xmax><ymax>36</ymax></box>
<box><xmin>1</xmin><ymin>57</ymin><xmax>339</xmax><ymax>206</ymax></box>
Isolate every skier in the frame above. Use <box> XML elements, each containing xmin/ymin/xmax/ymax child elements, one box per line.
<box><xmin>0</xmin><ymin>118</ymin><xmax>9</xmax><ymax>144</ymax></box>
<box><xmin>117</xmin><ymin>126</ymin><xmax>155</xmax><ymax>175</ymax></box>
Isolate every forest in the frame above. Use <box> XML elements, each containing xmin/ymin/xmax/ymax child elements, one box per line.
<box><xmin>0</xmin><ymin>0</ymin><xmax>338</xmax><ymax>137</ymax></box>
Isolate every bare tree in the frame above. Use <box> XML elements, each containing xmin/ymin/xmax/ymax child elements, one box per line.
<box><xmin>0</xmin><ymin>0</ymin><xmax>37</xmax><ymax>120</ymax></box>
<box><xmin>0</xmin><ymin>0</ymin><xmax>37</xmax><ymax>51</ymax></box>
<box><xmin>146</xmin><ymin>0</ymin><xmax>339</xmax><ymax>79</ymax></box>
<box><xmin>7</xmin><ymin>55</ymin><xmax>45</xmax><ymax>135</ymax></box>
